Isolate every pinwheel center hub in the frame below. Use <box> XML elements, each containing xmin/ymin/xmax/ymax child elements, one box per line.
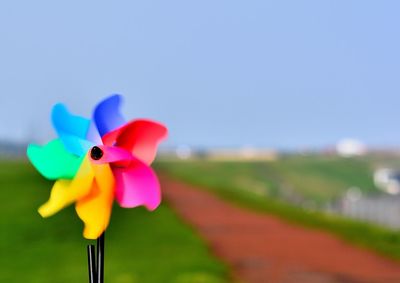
<box><xmin>90</xmin><ymin>146</ymin><xmax>104</xmax><ymax>160</ymax></box>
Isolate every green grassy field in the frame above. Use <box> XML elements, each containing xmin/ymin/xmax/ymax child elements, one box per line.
<box><xmin>0</xmin><ymin>160</ymin><xmax>228</xmax><ymax>283</ymax></box>
<box><xmin>158</xmin><ymin>155</ymin><xmax>383</xmax><ymax>206</ymax></box>
<box><xmin>157</xmin><ymin>156</ymin><xmax>400</xmax><ymax>260</ymax></box>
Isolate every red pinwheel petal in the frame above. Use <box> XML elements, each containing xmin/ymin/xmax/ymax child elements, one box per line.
<box><xmin>113</xmin><ymin>158</ymin><xmax>161</xmax><ymax>210</ymax></box>
<box><xmin>102</xmin><ymin>119</ymin><xmax>167</xmax><ymax>165</ymax></box>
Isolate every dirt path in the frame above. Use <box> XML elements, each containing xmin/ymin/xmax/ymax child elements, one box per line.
<box><xmin>161</xmin><ymin>175</ymin><xmax>400</xmax><ymax>283</ymax></box>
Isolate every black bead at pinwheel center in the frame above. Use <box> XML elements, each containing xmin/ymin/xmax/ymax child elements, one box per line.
<box><xmin>91</xmin><ymin>146</ymin><xmax>104</xmax><ymax>160</ymax></box>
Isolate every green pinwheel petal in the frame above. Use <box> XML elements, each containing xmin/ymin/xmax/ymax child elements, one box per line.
<box><xmin>27</xmin><ymin>139</ymin><xmax>84</xmax><ymax>180</ymax></box>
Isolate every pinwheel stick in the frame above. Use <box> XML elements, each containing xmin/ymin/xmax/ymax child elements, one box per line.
<box><xmin>87</xmin><ymin>245</ymin><xmax>97</xmax><ymax>283</ymax></box>
<box><xmin>87</xmin><ymin>233</ymin><xmax>105</xmax><ymax>283</ymax></box>
<box><xmin>97</xmin><ymin>233</ymin><xmax>105</xmax><ymax>283</ymax></box>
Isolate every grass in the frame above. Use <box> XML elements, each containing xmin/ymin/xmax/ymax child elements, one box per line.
<box><xmin>156</xmin><ymin>157</ymin><xmax>400</xmax><ymax>261</ymax></box>
<box><xmin>0</xmin><ymin>160</ymin><xmax>228</xmax><ymax>283</ymax></box>
<box><xmin>157</xmin><ymin>155</ymin><xmax>384</xmax><ymax>206</ymax></box>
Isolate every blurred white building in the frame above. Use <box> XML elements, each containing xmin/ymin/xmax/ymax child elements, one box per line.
<box><xmin>374</xmin><ymin>168</ymin><xmax>400</xmax><ymax>195</ymax></box>
<box><xmin>206</xmin><ymin>147</ymin><xmax>278</xmax><ymax>161</ymax></box>
<box><xmin>175</xmin><ymin>145</ymin><xmax>192</xmax><ymax>160</ymax></box>
<box><xmin>336</xmin><ymin>138</ymin><xmax>367</xmax><ymax>157</ymax></box>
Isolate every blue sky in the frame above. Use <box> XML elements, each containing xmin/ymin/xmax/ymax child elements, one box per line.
<box><xmin>0</xmin><ymin>1</ymin><xmax>399</xmax><ymax>149</ymax></box>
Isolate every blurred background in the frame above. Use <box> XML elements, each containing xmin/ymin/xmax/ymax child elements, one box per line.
<box><xmin>1</xmin><ymin>1</ymin><xmax>400</xmax><ymax>282</ymax></box>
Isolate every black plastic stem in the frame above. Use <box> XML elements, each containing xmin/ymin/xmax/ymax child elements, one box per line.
<box><xmin>97</xmin><ymin>233</ymin><xmax>105</xmax><ymax>283</ymax></box>
<box><xmin>87</xmin><ymin>245</ymin><xmax>97</xmax><ymax>283</ymax></box>
<box><xmin>87</xmin><ymin>232</ymin><xmax>105</xmax><ymax>283</ymax></box>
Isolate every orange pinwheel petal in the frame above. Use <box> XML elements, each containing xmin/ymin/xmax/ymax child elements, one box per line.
<box><xmin>75</xmin><ymin>162</ymin><xmax>114</xmax><ymax>239</ymax></box>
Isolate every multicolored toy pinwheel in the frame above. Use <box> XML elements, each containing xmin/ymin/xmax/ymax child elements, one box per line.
<box><xmin>27</xmin><ymin>95</ymin><xmax>168</xmax><ymax>239</ymax></box>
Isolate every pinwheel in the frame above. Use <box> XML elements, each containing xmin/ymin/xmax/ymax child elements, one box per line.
<box><xmin>26</xmin><ymin>94</ymin><xmax>167</xmax><ymax>283</ymax></box>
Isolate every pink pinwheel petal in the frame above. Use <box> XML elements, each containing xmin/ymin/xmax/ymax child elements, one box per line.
<box><xmin>89</xmin><ymin>145</ymin><xmax>133</xmax><ymax>165</ymax></box>
<box><xmin>113</xmin><ymin>158</ymin><xmax>161</xmax><ymax>210</ymax></box>
<box><xmin>102</xmin><ymin>119</ymin><xmax>167</xmax><ymax>165</ymax></box>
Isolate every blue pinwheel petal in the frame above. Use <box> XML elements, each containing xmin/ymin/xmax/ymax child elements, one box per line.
<box><xmin>52</xmin><ymin>104</ymin><xmax>92</xmax><ymax>156</ymax></box>
<box><xmin>59</xmin><ymin>134</ymin><xmax>94</xmax><ymax>156</ymax></box>
<box><xmin>93</xmin><ymin>94</ymin><xmax>125</xmax><ymax>137</ymax></box>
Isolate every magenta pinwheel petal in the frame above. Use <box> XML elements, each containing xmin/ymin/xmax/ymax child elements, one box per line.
<box><xmin>93</xmin><ymin>94</ymin><xmax>126</xmax><ymax>137</ymax></box>
<box><xmin>103</xmin><ymin>119</ymin><xmax>167</xmax><ymax>165</ymax></box>
<box><xmin>113</xmin><ymin>158</ymin><xmax>161</xmax><ymax>210</ymax></box>
<box><xmin>89</xmin><ymin>145</ymin><xmax>133</xmax><ymax>164</ymax></box>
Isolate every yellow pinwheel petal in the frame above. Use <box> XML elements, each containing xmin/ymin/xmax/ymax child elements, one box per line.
<box><xmin>38</xmin><ymin>156</ymin><xmax>95</xmax><ymax>217</ymax></box>
<box><xmin>75</xmin><ymin>163</ymin><xmax>114</xmax><ymax>239</ymax></box>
